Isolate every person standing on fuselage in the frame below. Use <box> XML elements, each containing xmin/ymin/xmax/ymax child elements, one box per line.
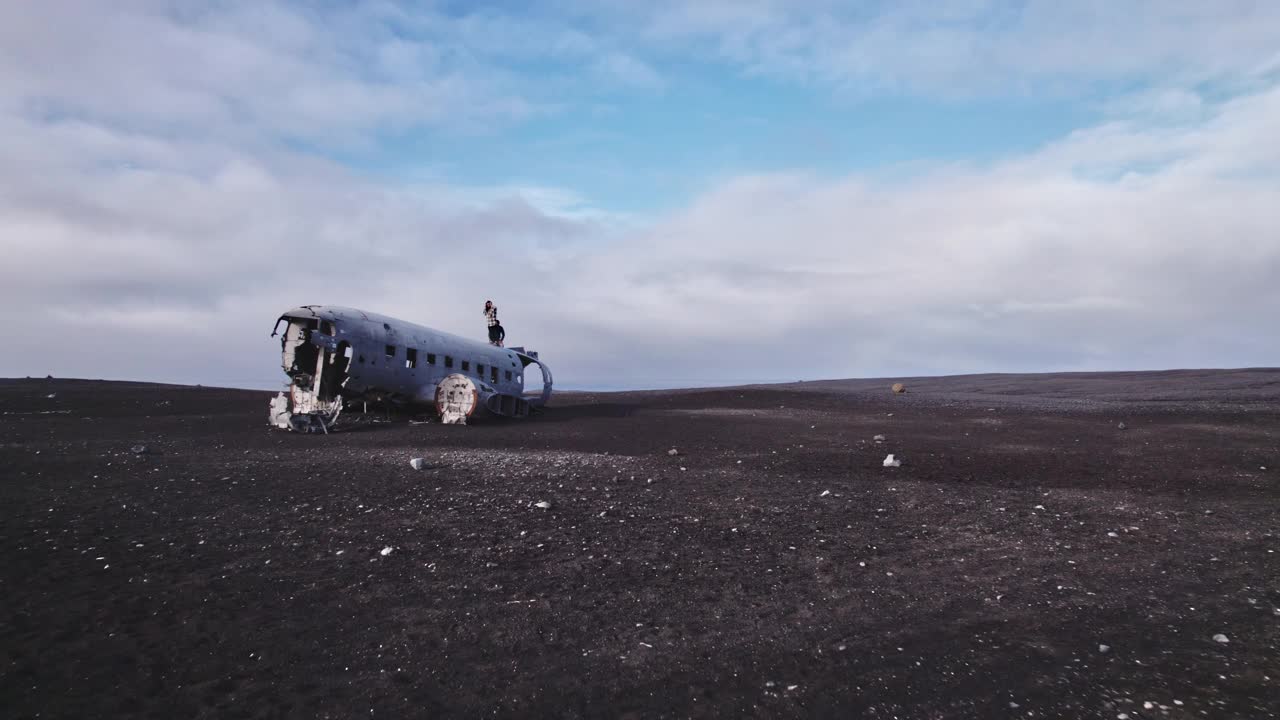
<box><xmin>484</xmin><ymin>300</ymin><xmax>502</xmax><ymax>346</ymax></box>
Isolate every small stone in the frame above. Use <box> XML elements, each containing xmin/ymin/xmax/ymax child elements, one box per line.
<box><xmin>1117</xmin><ymin>422</ymin><xmax>1127</xmax><ymax>430</ymax></box>
<box><xmin>882</xmin><ymin>454</ymin><xmax>901</xmax><ymax>468</ymax></box>
<box><xmin>131</xmin><ymin>445</ymin><xmax>149</xmax><ymax>455</ymax></box>
<box><xmin>409</xmin><ymin>457</ymin><xmax>427</xmax><ymax>470</ymax></box>
<box><xmin>667</xmin><ymin>448</ymin><xmax>679</xmax><ymax>456</ymax></box>
<box><xmin>379</xmin><ymin>547</ymin><xmax>393</xmax><ymax>557</ymax></box>
<box><xmin>873</xmin><ymin>434</ymin><xmax>886</xmax><ymax>442</ymax></box>
<box><xmin>1107</xmin><ymin>532</ymin><xmax>1119</xmax><ymax>538</ymax></box>
<box><xmin>1098</xmin><ymin>644</ymin><xmax>1110</xmax><ymax>653</ymax></box>
<box><xmin>534</xmin><ymin>501</ymin><xmax>551</xmax><ymax>509</ymax></box>
<box><xmin>1143</xmin><ymin>702</ymin><xmax>1153</xmax><ymax>710</ymax></box>
<box><xmin>1212</xmin><ymin>633</ymin><xmax>1229</xmax><ymax>643</ymax></box>
<box><xmin>820</xmin><ymin>490</ymin><xmax>831</xmax><ymax>497</ymax></box>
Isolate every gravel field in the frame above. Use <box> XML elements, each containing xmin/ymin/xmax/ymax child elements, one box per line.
<box><xmin>2</xmin><ymin>371</ymin><xmax>1277</xmax><ymax>719</ymax></box>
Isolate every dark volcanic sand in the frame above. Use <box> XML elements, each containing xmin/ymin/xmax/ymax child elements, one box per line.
<box><xmin>1</xmin><ymin>371</ymin><xmax>1278</xmax><ymax>719</ymax></box>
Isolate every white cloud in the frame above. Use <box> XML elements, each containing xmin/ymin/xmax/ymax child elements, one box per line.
<box><xmin>4</xmin><ymin>83</ymin><xmax>1279</xmax><ymax>387</ymax></box>
<box><xmin>594</xmin><ymin>53</ymin><xmax>665</xmax><ymax>91</ymax></box>
<box><xmin>616</xmin><ymin>0</ymin><xmax>1280</xmax><ymax>95</ymax></box>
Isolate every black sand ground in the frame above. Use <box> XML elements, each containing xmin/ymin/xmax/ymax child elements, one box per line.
<box><xmin>1</xmin><ymin>370</ymin><xmax>1277</xmax><ymax>719</ymax></box>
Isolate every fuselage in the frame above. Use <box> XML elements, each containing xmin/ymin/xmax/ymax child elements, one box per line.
<box><xmin>273</xmin><ymin>305</ymin><xmax>551</xmax><ymax>420</ymax></box>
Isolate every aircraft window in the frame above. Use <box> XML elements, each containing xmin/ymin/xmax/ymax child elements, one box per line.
<box><xmin>358</xmin><ymin>355</ymin><xmax>365</xmax><ymax>364</ymax></box>
<box><xmin>321</xmin><ymin>321</ymin><xmax>335</xmax><ymax>336</ymax></box>
<box><xmin>445</xmin><ymin>356</ymin><xmax>453</xmax><ymax>368</ymax></box>
<box><xmin>405</xmin><ymin>348</ymin><xmax>418</xmax><ymax>369</ymax></box>
<box><xmin>461</xmin><ymin>360</ymin><xmax>470</xmax><ymax>372</ymax></box>
<box><xmin>385</xmin><ymin>345</ymin><xmax>396</xmax><ymax>359</ymax></box>
<box><xmin>491</xmin><ymin>367</ymin><xmax>499</xmax><ymax>382</ymax></box>
<box><xmin>427</xmin><ymin>353</ymin><xmax>436</xmax><ymax>365</ymax></box>
<box><xmin>477</xmin><ymin>363</ymin><xmax>485</xmax><ymax>376</ymax></box>
<box><xmin>505</xmin><ymin>370</ymin><xmax>512</xmax><ymax>381</ymax></box>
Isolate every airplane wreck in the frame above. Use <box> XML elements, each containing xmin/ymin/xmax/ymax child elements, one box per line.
<box><xmin>269</xmin><ymin>305</ymin><xmax>552</xmax><ymax>432</ymax></box>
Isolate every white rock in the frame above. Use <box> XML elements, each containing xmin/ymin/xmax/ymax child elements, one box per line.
<box><xmin>820</xmin><ymin>490</ymin><xmax>831</xmax><ymax>497</ymax></box>
<box><xmin>1034</xmin><ymin>504</ymin><xmax>1045</xmax><ymax>510</ymax></box>
<box><xmin>1107</xmin><ymin>532</ymin><xmax>1119</xmax><ymax>538</ymax></box>
<box><xmin>873</xmin><ymin>434</ymin><xmax>886</xmax><ymax>442</ymax></box>
<box><xmin>534</xmin><ymin>501</ymin><xmax>551</xmax><ymax>509</ymax></box>
<box><xmin>1213</xmin><ymin>633</ymin><xmax>1229</xmax><ymax>643</ymax></box>
<box><xmin>1098</xmin><ymin>644</ymin><xmax>1110</xmax><ymax>653</ymax></box>
<box><xmin>409</xmin><ymin>458</ymin><xmax>427</xmax><ymax>470</ymax></box>
<box><xmin>379</xmin><ymin>547</ymin><xmax>393</xmax><ymax>556</ymax></box>
<box><xmin>667</xmin><ymin>448</ymin><xmax>679</xmax><ymax>456</ymax></box>
<box><xmin>882</xmin><ymin>454</ymin><xmax>901</xmax><ymax>468</ymax></box>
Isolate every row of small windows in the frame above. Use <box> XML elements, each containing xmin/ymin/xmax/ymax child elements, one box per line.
<box><xmin>378</xmin><ymin>344</ymin><xmax>514</xmax><ymax>383</ymax></box>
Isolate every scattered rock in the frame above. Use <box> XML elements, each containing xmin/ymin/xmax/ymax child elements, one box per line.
<box><xmin>130</xmin><ymin>445</ymin><xmax>149</xmax><ymax>455</ymax></box>
<box><xmin>409</xmin><ymin>457</ymin><xmax>427</xmax><ymax>470</ymax></box>
<box><xmin>882</xmin><ymin>454</ymin><xmax>901</xmax><ymax>468</ymax></box>
<box><xmin>1098</xmin><ymin>644</ymin><xmax>1111</xmax><ymax>653</ymax></box>
<box><xmin>1118</xmin><ymin>422</ymin><xmax>1127</xmax><ymax>430</ymax></box>
<box><xmin>1212</xmin><ymin>633</ymin><xmax>1229</xmax><ymax>644</ymax></box>
<box><xmin>379</xmin><ymin>547</ymin><xmax>393</xmax><ymax>557</ymax></box>
<box><xmin>820</xmin><ymin>490</ymin><xmax>831</xmax><ymax>497</ymax></box>
<box><xmin>873</xmin><ymin>434</ymin><xmax>886</xmax><ymax>442</ymax></box>
<box><xmin>534</xmin><ymin>501</ymin><xmax>552</xmax><ymax>509</ymax></box>
<box><xmin>891</xmin><ymin>383</ymin><xmax>906</xmax><ymax>394</ymax></box>
<box><xmin>46</xmin><ymin>393</ymin><xmax>57</xmax><ymax>399</ymax></box>
<box><xmin>667</xmin><ymin>448</ymin><xmax>679</xmax><ymax>456</ymax></box>
<box><xmin>1107</xmin><ymin>531</ymin><xmax>1119</xmax><ymax>538</ymax></box>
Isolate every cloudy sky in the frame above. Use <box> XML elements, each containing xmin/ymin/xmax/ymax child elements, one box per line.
<box><xmin>3</xmin><ymin>1</ymin><xmax>1278</xmax><ymax>390</ymax></box>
